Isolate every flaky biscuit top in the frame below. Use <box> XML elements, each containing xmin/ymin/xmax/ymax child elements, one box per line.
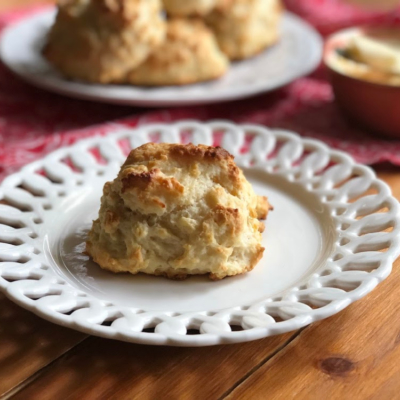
<box><xmin>116</xmin><ymin>143</ymin><xmax>266</xmax><ymax>217</ymax></box>
<box><xmin>87</xmin><ymin>143</ymin><xmax>271</xmax><ymax>279</ymax></box>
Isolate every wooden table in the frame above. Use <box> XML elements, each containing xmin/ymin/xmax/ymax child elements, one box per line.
<box><xmin>1</xmin><ymin>1</ymin><xmax>400</xmax><ymax>399</ymax></box>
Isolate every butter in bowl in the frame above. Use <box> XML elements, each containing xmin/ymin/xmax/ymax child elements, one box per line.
<box><xmin>324</xmin><ymin>26</ymin><xmax>400</xmax><ymax>138</ymax></box>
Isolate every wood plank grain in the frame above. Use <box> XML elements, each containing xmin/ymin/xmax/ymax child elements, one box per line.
<box><xmin>11</xmin><ymin>332</ymin><xmax>297</xmax><ymax>400</ymax></box>
<box><xmin>7</xmin><ymin>173</ymin><xmax>400</xmax><ymax>399</ymax></box>
<box><xmin>0</xmin><ymin>293</ymin><xmax>86</xmax><ymax>397</ymax></box>
<box><xmin>377</xmin><ymin>170</ymin><xmax>400</xmax><ymax>196</ymax></box>
<box><xmin>224</xmin><ymin>170</ymin><xmax>400</xmax><ymax>400</ymax></box>
<box><xmin>225</xmin><ymin>263</ymin><xmax>400</xmax><ymax>400</ymax></box>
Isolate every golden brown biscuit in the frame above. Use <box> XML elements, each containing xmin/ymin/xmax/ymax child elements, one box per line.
<box><xmin>126</xmin><ymin>19</ymin><xmax>229</xmax><ymax>86</ymax></box>
<box><xmin>206</xmin><ymin>0</ymin><xmax>283</xmax><ymax>61</ymax></box>
<box><xmin>43</xmin><ymin>0</ymin><xmax>166</xmax><ymax>83</ymax></box>
<box><xmin>86</xmin><ymin>143</ymin><xmax>271</xmax><ymax>280</ymax></box>
<box><xmin>163</xmin><ymin>0</ymin><xmax>219</xmax><ymax>16</ymax></box>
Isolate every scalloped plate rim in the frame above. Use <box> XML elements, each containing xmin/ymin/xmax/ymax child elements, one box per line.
<box><xmin>0</xmin><ymin>121</ymin><xmax>399</xmax><ymax>346</ymax></box>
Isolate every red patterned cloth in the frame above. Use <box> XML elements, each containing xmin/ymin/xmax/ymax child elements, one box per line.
<box><xmin>1</xmin><ymin>2</ymin><xmax>400</xmax><ymax>181</ymax></box>
<box><xmin>285</xmin><ymin>0</ymin><xmax>400</xmax><ymax>34</ymax></box>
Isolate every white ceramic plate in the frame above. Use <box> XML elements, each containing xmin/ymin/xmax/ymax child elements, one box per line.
<box><xmin>0</xmin><ymin>9</ymin><xmax>323</xmax><ymax>107</ymax></box>
<box><xmin>0</xmin><ymin>121</ymin><xmax>399</xmax><ymax>346</ymax></box>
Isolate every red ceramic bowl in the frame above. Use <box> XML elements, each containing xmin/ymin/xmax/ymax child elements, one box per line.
<box><xmin>324</xmin><ymin>27</ymin><xmax>400</xmax><ymax>139</ymax></box>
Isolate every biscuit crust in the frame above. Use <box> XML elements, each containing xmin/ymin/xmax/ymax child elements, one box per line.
<box><xmin>163</xmin><ymin>0</ymin><xmax>216</xmax><ymax>16</ymax></box>
<box><xmin>86</xmin><ymin>143</ymin><xmax>271</xmax><ymax>280</ymax></box>
<box><xmin>127</xmin><ymin>19</ymin><xmax>229</xmax><ymax>86</ymax></box>
<box><xmin>44</xmin><ymin>0</ymin><xmax>166</xmax><ymax>83</ymax></box>
<box><xmin>206</xmin><ymin>0</ymin><xmax>283</xmax><ymax>61</ymax></box>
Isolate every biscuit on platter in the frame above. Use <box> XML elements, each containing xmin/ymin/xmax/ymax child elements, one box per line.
<box><xmin>43</xmin><ymin>0</ymin><xmax>166</xmax><ymax>83</ymax></box>
<box><xmin>206</xmin><ymin>0</ymin><xmax>283</xmax><ymax>60</ymax></box>
<box><xmin>163</xmin><ymin>0</ymin><xmax>219</xmax><ymax>16</ymax></box>
<box><xmin>86</xmin><ymin>143</ymin><xmax>271</xmax><ymax>280</ymax></box>
<box><xmin>126</xmin><ymin>19</ymin><xmax>229</xmax><ymax>86</ymax></box>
